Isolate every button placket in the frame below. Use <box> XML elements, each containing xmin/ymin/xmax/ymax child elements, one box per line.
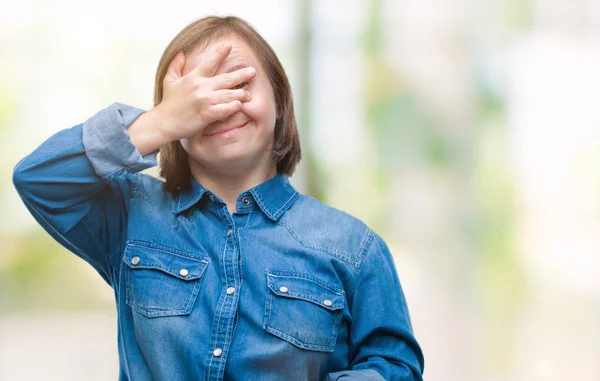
<box><xmin>206</xmin><ymin>211</ymin><xmax>246</xmax><ymax>379</ymax></box>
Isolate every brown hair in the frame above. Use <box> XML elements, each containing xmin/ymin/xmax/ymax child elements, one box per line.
<box><xmin>153</xmin><ymin>15</ymin><xmax>302</xmax><ymax>195</ymax></box>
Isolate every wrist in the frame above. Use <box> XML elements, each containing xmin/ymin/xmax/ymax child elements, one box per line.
<box><xmin>127</xmin><ymin>108</ymin><xmax>174</xmax><ymax>157</ymax></box>
<box><xmin>148</xmin><ymin>106</ymin><xmax>179</xmax><ymax>143</ymax></box>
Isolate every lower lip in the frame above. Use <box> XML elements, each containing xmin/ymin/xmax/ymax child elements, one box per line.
<box><xmin>208</xmin><ymin>122</ymin><xmax>249</xmax><ymax>138</ymax></box>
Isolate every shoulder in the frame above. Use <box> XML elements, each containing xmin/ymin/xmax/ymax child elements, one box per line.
<box><xmin>279</xmin><ymin>194</ymin><xmax>377</xmax><ymax>270</ymax></box>
<box><xmin>125</xmin><ymin>172</ymin><xmax>174</xmax><ymax>207</ymax></box>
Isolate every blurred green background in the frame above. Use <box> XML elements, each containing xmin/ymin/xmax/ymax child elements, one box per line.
<box><xmin>2</xmin><ymin>0</ymin><xmax>600</xmax><ymax>380</ymax></box>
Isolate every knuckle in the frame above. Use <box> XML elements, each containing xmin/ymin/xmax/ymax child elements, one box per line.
<box><xmin>225</xmin><ymin>91</ymin><xmax>235</xmax><ymax>102</ymax></box>
<box><xmin>195</xmin><ymin>77</ymin><xmax>209</xmax><ymax>88</ymax></box>
<box><xmin>195</xmin><ymin>91</ymin><xmax>209</xmax><ymax>103</ymax></box>
<box><xmin>187</xmin><ymin>77</ymin><xmax>201</xmax><ymax>91</ymax></box>
<box><xmin>222</xmin><ymin>76</ymin><xmax>234</xmax><ymax>88</ymax></box>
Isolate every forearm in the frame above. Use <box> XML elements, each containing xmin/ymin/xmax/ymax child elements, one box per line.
<box><xmin>13</xmin><ymin>102</ymin><xmax>158</xmax><ymax>231</ymax></box>
<box><xmin>328</xmin><ymin>231</ymin><xmax>424</xmax><ymax>381</ymax></box>
<box><xmin>12</xmin><ymin>102</ymin><xmax>162</xmax><ymax>284</ymax></box>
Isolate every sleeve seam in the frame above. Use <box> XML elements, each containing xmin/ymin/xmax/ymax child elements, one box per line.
<box><xmin>353</xmin><ymin>228</ymin><xmax>375</xmax><ymax>270</ymax></box>
<box><xmin>351</xmin><ymin>229</ymin><xmax>379</xmax><ymax>307</ymax></box>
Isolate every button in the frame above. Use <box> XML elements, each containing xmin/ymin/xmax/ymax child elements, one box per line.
<box><xmin>227</xmin><ymin>228</ymin><xmax>232</xmax><ymax>237</ymax></box>
<box><xmin>179</xmin><ymin>269</ymin><xmax>189</xmax><ymax>277</ymax></box>
<box><xmin>323</xmin><ymin>299</ymin><xmax>332</xmax><ymax>307</ymax></box>
<box><xmin>279</xmin><ymin>286</ymin><xmax>288</xmax><ymax>293</ymax></box>
<box><xmin>242</xmin><ymin>197</ymin><xmax>250</xmax><ymax>205</ymax></box>
<box><xmin>131</xmin><ymin>256</ymin><xmax>140</xmax><ymax>265</ymax></box>
<box><xmin>213</xmin><ymin>348</ymin><xmax>223</xmax><ymax>357</ymax></box>
<box><xmin>226</xmin><ymin>287</ymin><xmax>235</xmax><ymax>295</ymax></box>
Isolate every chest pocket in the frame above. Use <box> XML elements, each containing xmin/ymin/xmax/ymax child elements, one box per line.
<box><xmin>123</xmin><ymin>241</ymin><xmax>210</xmax><ymax>318</ymax></box>
<box><xmin>263</xmin><ymin>270</ymin><xmax>346</xmax><ymax>352</ymax></box>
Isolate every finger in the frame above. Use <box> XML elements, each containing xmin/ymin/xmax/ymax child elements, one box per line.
<box><xmin>211</xmin><ymin>66</ymin><xmax>256</xmax><ymax>90</ymax></box>
<box><xmin>209</xmin><ymin>89</ymin><xmax>252</xmax><ymax>105</ymax></box>
<box><xmin>208</xmin><ymin>100</ymin><xmax>243</xmax><ymax>121</ymax></box>
<box><xmin>165</xmin><ymin>51</ymin><xmax>185</xmax><ymax>81</ymax></box>
<box><xmin>193</xmin><ymin>41</ymin><xmax>232</xmax><ymax>78</ymax></box>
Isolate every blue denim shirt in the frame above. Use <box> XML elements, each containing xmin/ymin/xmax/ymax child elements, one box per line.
<box><xmin>12</xmin><ymin>102</ymin><xmax>424</xmax><ymax>381</ymax></box>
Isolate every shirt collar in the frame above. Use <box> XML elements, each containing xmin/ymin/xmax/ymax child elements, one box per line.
<box><xmin>172</xmin><ymin>173</ymin><xmax>299</xmax><ymax>221</ymax></box>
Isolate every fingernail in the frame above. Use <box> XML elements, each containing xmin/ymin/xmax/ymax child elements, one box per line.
<box><xmin>222</xmin><ymin>42</ymin><xmax>231</xmax><ymax>50</ymax></box>
<box><xmin>247</xmin><ymin>67</ymin><xmax>255</xmax><ymax>74</ymax></box>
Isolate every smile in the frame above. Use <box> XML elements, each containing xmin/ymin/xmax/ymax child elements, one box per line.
<box><xmin>206</xmin><ymin>122</ymin><xmax>249</xmax><ymax>138</ymax></box>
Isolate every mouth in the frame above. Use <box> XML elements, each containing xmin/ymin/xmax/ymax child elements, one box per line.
<box><xmin>205</xmin><ymin>122</ymin><xmax>249</xmax><ymax>137</ymax></box>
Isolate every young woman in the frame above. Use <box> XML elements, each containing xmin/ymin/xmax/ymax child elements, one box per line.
<box><xmin>13</xmin><ymin>15</ymin><xmax>424</xmax><ymax>381</ymax></box>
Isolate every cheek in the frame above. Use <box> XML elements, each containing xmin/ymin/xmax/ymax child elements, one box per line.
<box><xmin>242</xmin><ymin>92</ymin><xmax>277</xmax><ymax>127</ymax></box>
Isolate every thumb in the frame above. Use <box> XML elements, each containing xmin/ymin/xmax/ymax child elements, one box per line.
<box><xmin>165</xmin><ymin>51</ymin><xmax>185</xmax><ymax>80</ymax></box>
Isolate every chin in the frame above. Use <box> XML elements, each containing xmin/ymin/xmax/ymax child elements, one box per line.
<box><xmin>215</xmin><ymin>145</ymin><xmax>253</xmax><ymax>161</ymax></box>
<box><xmin>204</xmin><ymin>150</ymin><xmax>256</xmax><ymax>170</ymax></box>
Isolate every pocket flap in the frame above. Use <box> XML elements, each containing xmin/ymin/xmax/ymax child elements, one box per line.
<box><xmin>266</xmin><ymin>271</ymin><xmax>345</xmax><ymax>311</ymax></box>
<box><xmin>123</xmin><ymin>241</ymin><xmax>209</xmax><ymax>281</ymax></box>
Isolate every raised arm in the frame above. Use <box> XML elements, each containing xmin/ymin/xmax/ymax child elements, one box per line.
<box><xmin>11</xmin><ymin>40</ymin><xmax>267</xmax><ymax>288</ymax></box>
<box><xmin>12</xmin><ymin>102</ymin><xmax>169</xmax><ymax>286</ymax></box>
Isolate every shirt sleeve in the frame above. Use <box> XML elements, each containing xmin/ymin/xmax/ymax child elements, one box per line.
<box><xmin>325</xmin><ymin>231</ymin><xmax>425</xmax><ymax>381</ymax></box>
<box><xmin>12</xmin><ymin>102</ymin><xmax>157</xmax><ymax>287</ymax></box>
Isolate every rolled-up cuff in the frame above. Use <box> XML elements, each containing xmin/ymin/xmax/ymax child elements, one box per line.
<box><xmin>82</xmin><ymin>102</ymin><xmax>158</xmax><ymax>181</ymax></box>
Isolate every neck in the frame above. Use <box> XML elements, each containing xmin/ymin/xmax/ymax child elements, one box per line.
<box><xmin>189</xmin><ymin>160</ymin><xmax>277</xmax><ymax>215</ymax></box>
